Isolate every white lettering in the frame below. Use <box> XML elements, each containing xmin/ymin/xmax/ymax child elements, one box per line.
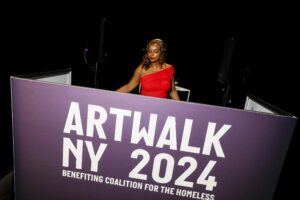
<box><xmin>156</xmin><ymin>116</ymin><xmax>177</xmax><ymax>150</ymax></box>
<box><xmin>62</xmin><ymin>137</ymin><xmax>83</xmax><ymax>169</ymax></box>
<box><xmin>131</xmin><ymin>112</ymin><xmax>157</xmax><ymax>146</ymax></box>
<box><xmin>86</xmin><ymin>105</ymin><xmax>107</xmax><ymax>139</ymax></box>
<box><xmin>85</xmin><ymin>141</ymin><xmax>107</xmax><ymax>172</ymax></box>
<box><xmin>203</xmin><ymin>122</ymin><xmax>231</xmax><ymax>158</ymax></box>
<box><xmin>180</xmin><ymin>119</ymin><xmax>200</xmax><ymax>154</ymax></box>
<box><xmin>63</xmin><ymin>102</ymin><xmax>83</xmax><ymax>135</ymax></box>
<box><xmin>110</xmin><ymin>108</ymin><xmax>132</xmax><ymax>141</ymax></box>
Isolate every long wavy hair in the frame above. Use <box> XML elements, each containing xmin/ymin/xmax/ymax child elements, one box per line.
<box><xmin>141</xmin><ymin>39</ymin><xmax>167</xmax><ymax>70</ymax></box>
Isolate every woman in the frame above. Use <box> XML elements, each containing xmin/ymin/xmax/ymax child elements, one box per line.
<box><xmin>116</xmin><ymin>38</ymin><xmax>180</xmax><ymax>100</ymax></box>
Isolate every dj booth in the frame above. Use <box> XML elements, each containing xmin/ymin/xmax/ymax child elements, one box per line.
<box><xmin>10</xmin><ymin>69</ymin><xmax>297</xmax><ymax>200</ymax></box>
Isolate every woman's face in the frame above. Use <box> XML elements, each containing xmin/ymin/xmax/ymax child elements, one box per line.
<box><xmin>147</xmin><ymin>43</ymin><xmax>161</xmax><ymax>63</ymax></box>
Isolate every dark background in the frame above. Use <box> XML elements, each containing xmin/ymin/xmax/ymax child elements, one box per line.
<box><xmin>1</xmin><ymin>7</ymin><xmax>299</xmax><ymax>199</ymax></box>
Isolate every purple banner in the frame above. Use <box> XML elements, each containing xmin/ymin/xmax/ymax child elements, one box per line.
<box><xmin>11</xmin><ymin>77</ymin><xmax>297</xmax><ymax>200</ymax></box>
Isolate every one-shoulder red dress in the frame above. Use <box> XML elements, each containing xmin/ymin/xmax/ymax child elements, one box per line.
<box><xmin>140</xmin><ymin>66</ymin><xmax>174</xmax><ymax>98</ymax></box>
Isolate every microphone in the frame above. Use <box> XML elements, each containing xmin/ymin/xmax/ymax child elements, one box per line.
<box><xmin>83</xmin><ymin>46</ymin><xmax>96</xmax><ymax>72</ymax></box>
<box><xmin>83</xmin><ymin>48</ymin><xmax>89</xmax><ymax>65</ymax></box>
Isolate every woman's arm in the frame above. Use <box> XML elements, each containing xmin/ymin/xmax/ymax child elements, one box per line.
<box><xmin>116</xmin><ymin>65</ymin><xmax>142</xmax><ymax>93</ymax></box>
<box><xmin>169</xmin><ymin>78</ymin><xmax>180</xmax><ymax>100</ymax></box>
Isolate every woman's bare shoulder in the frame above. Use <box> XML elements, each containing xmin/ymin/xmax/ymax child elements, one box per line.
<box><xmin>135</xmin><ymin>64</ymin><xmax>143</xmax><ymax>72</ymax></box>
<box><xmin>133</xmin><ymin>65</ymin><xmax>144</xmax><ymax>77</ymax></box>
<box><xmin>163</xmin><ymin>63</ymin><xmax>173</xmax><ymax>69</ymax></box>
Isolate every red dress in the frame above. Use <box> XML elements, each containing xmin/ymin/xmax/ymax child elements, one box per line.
<box><xmin>140</xmin><ymin>66</ymin><xmax>175</xmax><ymax>98</ymax></box>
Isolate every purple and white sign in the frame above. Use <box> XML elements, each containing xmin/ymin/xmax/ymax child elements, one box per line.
<box><xmin>11</xmin><ymin>77</ymin><xmax>297</xmax><ymax>200</ymax></box>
